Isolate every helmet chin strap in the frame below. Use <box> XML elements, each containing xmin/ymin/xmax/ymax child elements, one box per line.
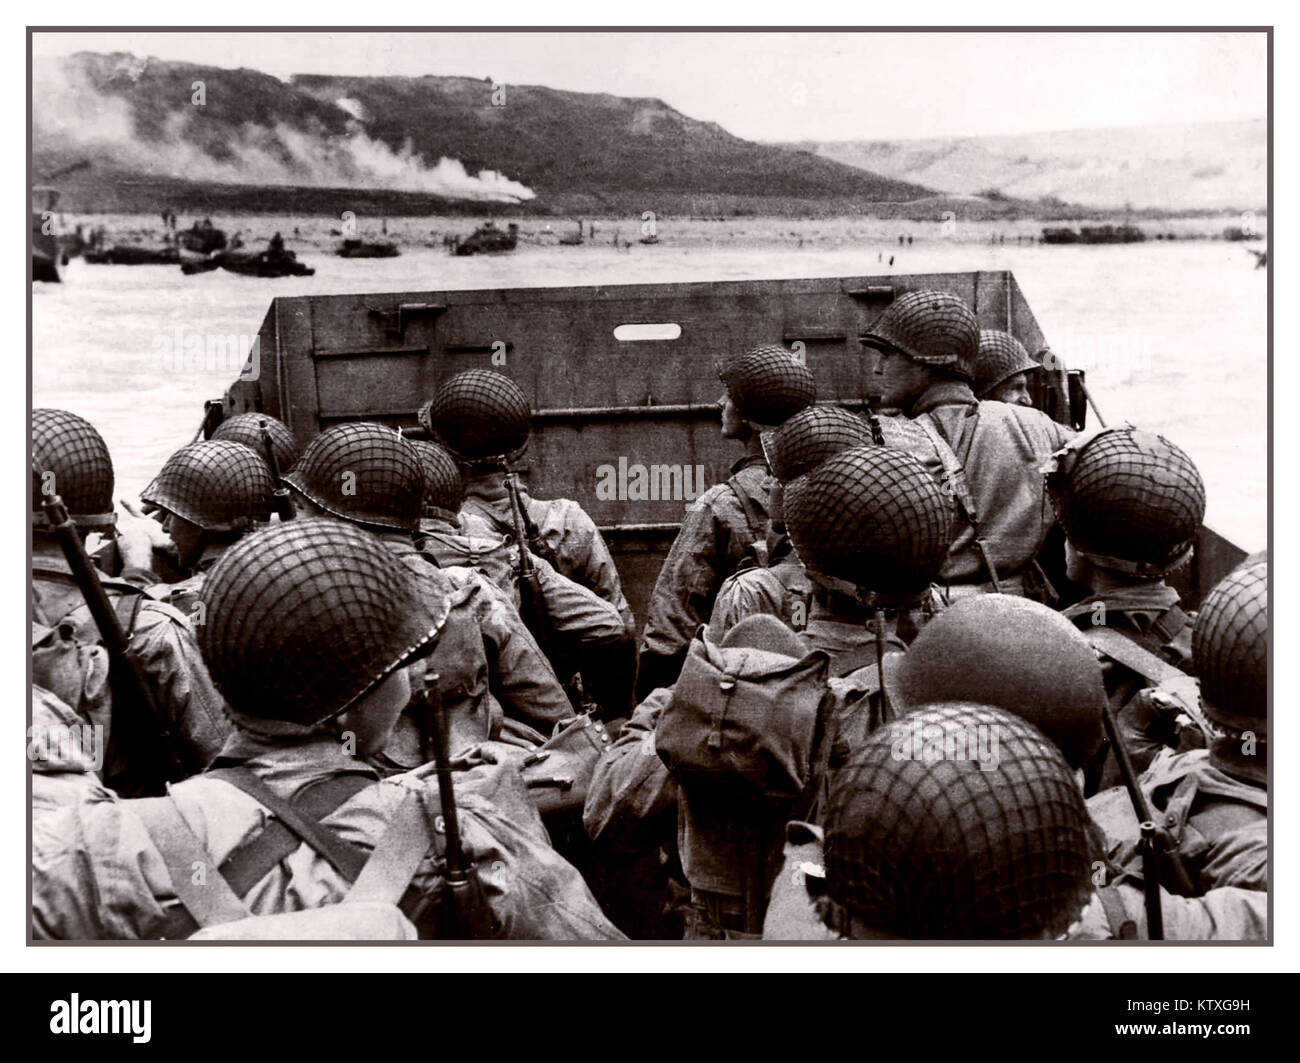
<box><xmin>804</xmin><ymin>568</ymin><xmax>930</xmax><ymax>613</ymax></box>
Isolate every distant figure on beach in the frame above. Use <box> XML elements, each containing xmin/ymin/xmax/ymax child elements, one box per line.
<box><xmin>889</xmin><ymin>255</ymin><xmax>895</xmax><ymax>266</ymax></box>
<box><xmin>269</xmin><ymin>232</ymin><xmax>285</xmax><ymax>256</ymax></box>
<box><xmin>907</xmin><ymin>235</ymin><xmax>913</xmax><ymax>246</ymax></box>
<box><xmin>899</xmin><ymin>235</ymin><xmax>905</xmax><ymax>246</ymax></box>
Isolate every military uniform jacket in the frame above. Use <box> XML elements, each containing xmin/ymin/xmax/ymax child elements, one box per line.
<box><xmin>706</xmin><ymin>554</ymin><xmax>812</xmax><ymax>643</ymax></box>
<box><xmin>893</xmin><ymin>381</ymin><xmax>1075</xmax><ymax>583</ymax></box>
<box><xmin>31</xmin><ymin>550</ymin><xmax>231</xmax><ymax>789</ymax></box>
<box><xmin>32</xmin><ymin>728</ymin><xmax>623</xmax><ymax>941</ymax></box>
<box><xmin>418</xmin><ymin>521</ymin><xmax>628</xmax><ymax>648</ymax></box>
<box><xmin>1088</xmin><ymin>746</ymin><xmax>1267</xmax><ymax>894</ymax></box>
<box><xmin>460</xmin><ymin>477</ymin><xmax>634</xmax><ymax>632</ymax></box>
<box><xmin>638</xmin><ymin>456</ymin><xmax>773</xmax><ymax>693</ymax></box>
<box><xmin>378</xmin><ymin>538</ymin><xmax>573</xmax><ymax>766</ymax></box>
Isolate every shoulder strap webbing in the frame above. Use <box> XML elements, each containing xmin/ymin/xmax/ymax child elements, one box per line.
<box><xmin>217</xmin><ymin>772</ymin><xmax>375</xmax><ymax>896</ymax></box>
<box><xmin>1084</xmin><ymin>626</ymin><xmax>1187</xmax><ymax>686</ymax></box>
<box><xmin>914</xmin><ymin>413</ymin><xmax>1003</xmax><ymax>592</ymax></box>
<box><xmin>133</xmin><ymin>788</ymin><xmax>251</xmax><ymax>930</ymax></box>
<box><xmin>727</xmin><ymin>476</ymin><xmax>769</xmax><ymax>566</ymax></box>
<box><xmin>1150</xmin><ymin>603</ymin><xmax>1192</xmax><ymax>645</ymax></box>
<box><xmin>348</xmin><ymin>788</ymin><xmax>439</xmax><ymax>905</ymax></box>
<box><xmin>205</xmin><ymin>767</ymin><xmax>369</xmax><ymax>884</ymax></box>
<box><xmin>914</xmin><ymin>414</ymin><xmax>979</xmax><ymax>521</ymax></box>
<box><xmin>1096</xmin><ymin>885</ymin><xmax>1140</xmax><ymax>940</ymax></box>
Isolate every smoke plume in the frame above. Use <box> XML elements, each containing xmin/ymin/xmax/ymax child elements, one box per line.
<box><xmin>32</xmin><ymin>55</ymin><xmax>535</xmax><ymax>204</ymax></box>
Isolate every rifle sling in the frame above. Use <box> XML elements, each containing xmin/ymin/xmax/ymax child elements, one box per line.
<box><xmin>1084</xmin><ymin>627</ymin><xmax>1186</xmax><ymax>686</ymax></box>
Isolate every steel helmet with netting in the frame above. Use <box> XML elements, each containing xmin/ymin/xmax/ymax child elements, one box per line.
<box><xmin>411</xmin><ymin>439</ymin><xmax>465</xmax><ymax>523</ymax></box>
<box><xmin>1045</xmin><ymin>426</ymin><xmax>1206</xmax><ymax>576</ymax></box>
<box><xmin>1192</xmin><ymin>560</ymin><xmax>1267</xmax><ymax>732</ymax></box>
<box><xmin>860</xmin><ymin>290</ymin><xmax>980</xmax><ymax>381</ymax></box>
<box><xmin>419</xmin><ymin>370</ymin><xmax>532</xmax><ymax>460</ymax></box>
<box><xmin>973</xmin><ymin>330</ymin><xmax>1039</xmax><ymax>398</ymax></box>
<box><xmin>822</xmin><ymin>702</ymin><xmax>1094</xmax><ymax>939</ymax></box>
<box><xmin>32</xmin><ymin>408</ymin><xmax>115</xmax><ymax>529</ymax></box>
<box><xmin>717</xmin><ymin>344</ymin><xmax>817</xmax><ymax>427</ymax></box>
<box><xmin>142</xmin><ymin>440</ymin><xmax>274</xmax><ymax>531</ymax></box>
<box><xmin>197</xmin><ymin>517</ymin><xmax>450</xmax><ymax>727</ymax></box>
<box><xmin>783</xmin><ymin>444</ymin><xmax>952</xmax><ymax>599</ymax></box>
<box><xmin>283</xmin><ymin>422</ymin><xmax>424</xmax><ymax>533</ymax></box>
<box><xmin>211</xmin><ymin>412</ymin><xmax>299</xmax><ymax>472</ymax></box>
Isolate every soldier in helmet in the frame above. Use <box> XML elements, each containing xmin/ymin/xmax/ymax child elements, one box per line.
<box><xmin>587</xmin><ymin>446</ymin><xmax>950</xmax><ymax>938</ymax></box>
<box><xmin>32</xmin><ymin>518</ymin><xmax>623</xmax><ymax>940</ymax></box>
<box><xmin>420</xmin><ymin>370</ymin><xmax>634</xmax><ymax>634</ymax></box>
<box><xmin>210</xmin><ymin>411</ymin><xmax>300</xmax><ymax>472</ymax></box>
<box><xmin>637</xmin><ymin>345</ymin><xmax>816</xmax><ymax>698</ymax></box>
<box><xmin>814</xmin><ymin>703</ymin><xmax>1096</xmax><ymax>938</ymax></box>
<box><xmin>1088</xmin><ymin>560</ymin><xmax>1267</xmax><ymax>896</ymax></box>
<box><xmin>895</xmin><ymin>594</ymin><xmax>1108</xmax><ymax>784</ymax></box>
<box><xmin>281</xmin><ymin>421</ymin><xmax>573</xmax><ymax>752</ymax></box>
<box><xmin>861</xmin><ymin>289</ymin><xmax>1074</xmax><ymax>597</ymax></box>
<box><xmin>758</xmin><ymin>700</ymin><xmax>1265</xmax><ymax>940</ymax></box>
<box><xmin>972</xmin><ymin>329</ymin><xmax>1038</xmax><ymax>406</ymax></box>
<box><xmin>784</xmin><ymin>445</ymin><xmax>951</xmax><ymax>668</ymax></box>
<box><xmin>1045</xmin><ymin>428</ymin><xmax>1207</xmax><ymax>776</ymax></box>
<box><xmin>31</xmin><ymin>409</ymin><xmax>230</xmax><ymax>797</ymax></box>
<box><xmin>413</xmin><ymin>438</ymin><xmax>634</xmax><ymax>718</ymax></box>
<box><xmin>138</xmin><ymin>440</ymin><xmax>275</xmax><ymax>618</ymax></box>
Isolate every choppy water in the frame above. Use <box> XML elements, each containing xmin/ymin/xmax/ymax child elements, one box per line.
<box><xmin>32</xmin><ymin>236</ymin><xmax>1268</xmax><ymax>550</ymax></box>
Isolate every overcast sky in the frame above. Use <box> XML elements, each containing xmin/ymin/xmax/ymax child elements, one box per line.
<box><xmin>32</xmin><ymin>30</ymin><xmax>1267</xmax><ymax>142</ymax></box>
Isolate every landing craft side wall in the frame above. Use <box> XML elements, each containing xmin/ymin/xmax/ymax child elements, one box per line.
<box><xmin>219</xmin><ymin>272</ymin><xmax>1237</xmax><ymax>620</ymax></box>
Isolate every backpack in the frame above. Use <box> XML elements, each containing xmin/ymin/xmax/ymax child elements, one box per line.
<box><xmin>133</xmin><ymin>768</ymin><xmax>462</xmax><ymax>940</ymax></box>
<box><xmin>655</xmin><ymin>629</ymin><xmax>832</xmax><ymax>800</ymax></box>
<box><xmin>31</xmin><ymin>620</ymin><xmax>112</xmax><ymax>749</ymax></box>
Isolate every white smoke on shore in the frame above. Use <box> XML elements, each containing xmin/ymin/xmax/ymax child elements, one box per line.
<box><xmin>32</xmin><ymin>57</ymin><xmax>535</xmax><ymax>203</ymax></box>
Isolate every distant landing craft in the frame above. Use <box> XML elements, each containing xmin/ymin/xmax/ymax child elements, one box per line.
<box><xmin>31</xmin><ymin>160</ymin><xmax>90</xmax><ymax>283</ymax></box>
<box><xmin>453</xmin><ymin>222</ymin><xmax>519</xmax><ymax>255</ymax></box>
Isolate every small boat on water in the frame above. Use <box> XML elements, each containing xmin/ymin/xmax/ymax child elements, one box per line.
<box><xmin>177</xmin><ymin>220</ymin><xmax>228</xmax><ymax>255</ymax></box>
<box><xmin>218</xmin><ymin>249</ymin><xmax>315</xmax><ymax>278</ymax></box>
<box><xmin>84</xmin><ymin>244</ymin><xmax>180</xmax><ymax>266</ymax></box>
<box><xmin>31</xmin><ymin>187</ymin><xmax>65</xmax><ymax>283</ymax></box>
<box><xmin>336</xmin><ymin>238</ymin><xmax>400</xmax><ymax>259</ymax></box>
<box><xmin>1041</xmin><ymin>224</ymin><xmax>1146</xmax><ymax>245</ymax></box>
<box><xmin>453</xmin><ymin>222</ymin><xmax>518</xmax><ymax>256</ymax></box>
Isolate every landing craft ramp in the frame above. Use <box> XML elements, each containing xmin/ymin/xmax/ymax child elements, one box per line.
<box><xmin>215</xmin><ymin>271</ymin><xmax>1243</xmax><ymax>621</ymax></box>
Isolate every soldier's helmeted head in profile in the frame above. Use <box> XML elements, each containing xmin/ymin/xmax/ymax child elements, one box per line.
<box><xmin>973</xmin><ymin>330</ymin><xmax>1039</xmax><ymax>407</ymax></box>
<box><xmin>715</xmin><ymin>344</ymin><xmax>816</xmax><ymax>443</ymax></box>
<box><xmin>141</xmin><ymin>440</ymin><xmax>274</xmax><ymax>573</ymax></box>
<box><xmin>860</xmin><ymin>290</ymin><xmax>980</xmax><ymax>414</ymax></box>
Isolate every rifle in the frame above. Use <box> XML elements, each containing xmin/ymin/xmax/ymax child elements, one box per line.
<box><xmin>33</xmin><ymin>460</ymin><xmax>194</xmax><ymax>789</ymax></box>
<box><xmin>417</xmin><ymin>673</ymin><xmax>496</xmax><ymax>938</ymax></box>
<box><xmin>503</xmin><ymin>469</ymin><xmax>569</xmax><ymax>673</ymax></box>
<box><xmin>1100</xmin><ymin>701</ymin><xmax>1168</xmax><ymax>939</ymax></box>
<box><xmin>259</xmin><ymin>418</ymin><xmax>295</xmax><ymax>521</ymax></box>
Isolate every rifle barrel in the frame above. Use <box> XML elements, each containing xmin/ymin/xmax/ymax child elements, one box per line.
<box><xmin>421</xmin><ymin>677</ymin><xmax>468</xmax><ymax>883</ymax></box>
<box><xmin>34</xmin><ymin>467</ymin><xmax>191</xmax><ymax>781</ymax></box>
